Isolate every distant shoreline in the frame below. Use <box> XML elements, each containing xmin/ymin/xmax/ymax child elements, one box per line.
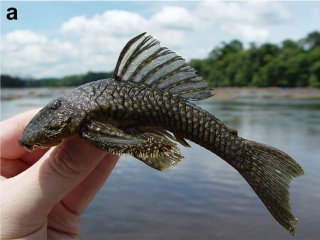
<box><xmin>1</xmin><ymin>87</ymin><xmax>320</xmax><ymax>101</ymax></box>
<box><xmin>211</xmin><ymin>87</ymin><xmax>320</xmax><ymax>100</ymax></box>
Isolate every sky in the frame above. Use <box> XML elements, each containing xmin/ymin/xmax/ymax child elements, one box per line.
<box><xmin>1</xmin><ymin>1</ymin><xmax>319</xmax><ymax>78</ymax></box>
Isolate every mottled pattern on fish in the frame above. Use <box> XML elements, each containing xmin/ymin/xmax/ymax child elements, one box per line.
<box><xmin>19</xmin><ymin>33</ymin><xmax>304</xmax><ymax>235</ymax></box>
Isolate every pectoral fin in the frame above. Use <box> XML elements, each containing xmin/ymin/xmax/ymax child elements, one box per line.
<box><xmin>132</xmin><ymin>130</ymin><xmax>184</xmax><ymax>170</ymax></box>
<box><xmin>133</xmin><ymin>127</ymin><xmax>190</xmax><ymax>148</ymax></box>
<box><xmin>79</xmin><ymin>120</ymin><xmax>143</xmax><ymax>154</ymax></box>
<box><xmin>80</xmin><ymin>121</ymin><xmax>183</xmax><ymax>170</ymax></box>
<box><xmin>173</xmin><ymin>132</ymin><xmax>191</xmax><ymax>147</ymax></box>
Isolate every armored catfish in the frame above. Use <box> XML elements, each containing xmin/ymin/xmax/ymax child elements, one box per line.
<box><xmin>19</xmin><ymin>33</ymin><xmax>304</xmax><ymax>235</ymax></box>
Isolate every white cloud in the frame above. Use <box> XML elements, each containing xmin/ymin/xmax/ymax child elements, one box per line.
<box><xmin>59</xmin><ymin>11</ymin><xmax>147</xmax><ymax>74</ymax></box>
<box><xmin>1</xmin><ymin>1</ymin><xmax>296</xmax><ymax>78</ymax></box>
<box><xmin>199</xmin><ymin>1</ymin><xmax>291</xmax><ymax>24</ymax></box>
<box><xmin>61</xmin><ymin>10</ymin><xmax>147</xmax><ymax>37</ymax></box>
<box><xmin>221</xmin><ymin>23</ymin><xmax>269</xmax><ymax>42</ymax></box>
<box><xmin>151</xmin><ymin>6</ymin><xmax>200</xmax><ymax>31</ymax></box>
<box><xmin>58</xmin><ymin>7</ymin><xmax>198</xmax><ymax>74</ymax></box>
<box><xmin>197</xmin><ymin>1</ymin><xmax>291</xmax><ymax>41</ymax></box>
<box><xmin>61</xmin><ymin>7</ymin><xmax>195</xmax><ymax>50</ymax></box>
<box><xmin>4</xmin><ymin>30</ymin><xmax>47</xmax><ymax>44</ymax></box>
<box><xmin>1</xmin><ymin>30</ymin><xmax>78</xmax><ymax>77</ymax></box>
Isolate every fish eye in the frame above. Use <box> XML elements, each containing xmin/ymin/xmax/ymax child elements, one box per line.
<box><xmin>50</xmin><ymin>99</ymin><xmax>62</xmax><ymax>110</ymax></box>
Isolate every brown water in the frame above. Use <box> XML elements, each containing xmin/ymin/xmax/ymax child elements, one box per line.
<box><xmin>1</xmin><ymin>88</ymin><xmax>320</xmax><ymax>239</ymax></box>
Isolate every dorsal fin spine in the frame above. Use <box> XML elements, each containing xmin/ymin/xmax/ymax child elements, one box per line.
<box><xmin>119</xmin><ymin>36</ymin><xmax>152</xmax><ymax>79</ymax></box>
<box><xmin>153</xmin><ymin>63</ymin><xmax>188</xmax><ymax>87</ymax></box>
<box><xmin>131</xmin><ymin>47</ymin><xmax>176</xmax><ymax>84</ymax></box>
<box><xmin>113</xmin><ymin>32</ymin><xmax>146</xmax><ymax>80</ymax></box>
<box><xmin>162</xmin><ymin>76</ymin><xmax>202</xmax><ymax>91</ymax></box>
<box><xmin>113</xmin><ymin>33</ymin><xmax>213</xmax><ymax>100</ymax></box>
<box><xmin>174</xmin><ymin>85</ymin><xmax>208</xmax><ymax>95</ymax></box>
<box><xmin>125</xmin><ymin>42</ymin><xmax>163</xmax><ymax>80</ymax></box>
<box><xmin>129</xmin><ymin>47</ymin><xmax>164</xmax><ymax>82</ymax></box>
<box><xmin>141</xmin><ymin>55</ymin><xmax>185</xmax><ymax>85</ymax></box>
<box><xmin>180</xmin><ymin>89</ymin><xmax>211</xmax><ymax>99</ymax></box>
<box><xmin>156</xmin><ymin>60</ymin><xmax>188</xmax><ymax>83</ymax></box>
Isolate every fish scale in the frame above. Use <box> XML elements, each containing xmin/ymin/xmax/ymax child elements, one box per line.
<box><xmin>111</xmin><ymin>83</ymin><xmax>246</xmax><ymax>164</ymax></box>
<box><xmin>19</xmin><ymin>33</ymin><xmax>304</xmax><ymax>235</ymax></box>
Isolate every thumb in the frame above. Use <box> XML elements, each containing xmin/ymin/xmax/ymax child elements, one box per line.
<box><xmin>6</xmin><ymin>137</ymin><xmax>108</xmax><ymax>219</ymax></box>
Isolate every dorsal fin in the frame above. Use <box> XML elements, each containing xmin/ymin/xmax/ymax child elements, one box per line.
<box><xmin>113</xmin><ymin>32</ymin><xmax>213</xmax><ymax>101</ymax></box>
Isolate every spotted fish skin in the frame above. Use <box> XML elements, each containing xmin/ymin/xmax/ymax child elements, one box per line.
<box><xmin>19</xmin><ymin>33</ymin><xmax>304</xmax><ymax>235</ymax></box>
<box><xmin>76</xmin><ymin>78</ymin><xmax>241</xmax><ymax>162</ymax></box>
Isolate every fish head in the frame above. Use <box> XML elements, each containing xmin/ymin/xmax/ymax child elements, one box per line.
<box><xmin>19</xmin><ymin>97</ymin><xmax>73</xmax><ymax>151</ymax></box>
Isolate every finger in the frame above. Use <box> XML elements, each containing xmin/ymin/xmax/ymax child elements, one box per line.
<box><xmin>21</xmin><ymin>148</ymin><xmax>49</xmax><ymax>164</ymax></box>
<box><xmin>61</xmin><ymin>153</ymin><xmax>119</xmax><ymax>214</ymax></box>
<box><xmin>1</xmin><ymin>158</ymin><xmax>29</xmax><ymax>178</ymax></box>
<box><xmin>1</xmin><ymin>149</ymin><xmax>49</xmax><ymax>179</ymax></box>
<box><xmin>3</xmin><ymin>137</ymin><xmax>108</xmax><ymax>219</ymax></box>
<box><xmin>0</xmin><ymin>109</ymin><xmax>41</xmax><ymax>159</ymax></box>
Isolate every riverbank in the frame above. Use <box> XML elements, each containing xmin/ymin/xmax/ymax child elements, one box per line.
<box><xmin>211</xmin><ymin>87</ymin><xmax>320</xmax><ymax>100</ymax></box>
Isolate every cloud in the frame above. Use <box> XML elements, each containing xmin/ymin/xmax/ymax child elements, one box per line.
<box><xmin>58</xmin><ymin>6</ymin><xmax>198</xmax><ymax>75</ymax></box>
<box><xmin>197</xmin><ymin>1</ymin><xmax>291</xmax><ymax>41</ymax></box>
<box><xmin>61</xmin><ymin>10</ymin><xmax>147</xmax><ymax>37</ymax></box>
<box><xmin>4</xmin><ymin>30</ymin><xmax>47</xmax><ymax>44</ymax></box>
<box><xmin>61</xmin><ymin>7</ymin><xmax>195</xmax><ymax>49</ymax></box>
<box><xmin>199</xmin><ymin>1</ymin><xmax>291</xmax><ymax>24</ymax></box>
<box><xmin>60</xmin><ymin>10</ymin><xmax>148</xmax><ymax>67</ymax></box>
<box><xmin>1</xmin><ymin>30</ymin><xmax>78</xmax><ymax>77</ymax></box>
<box><xmin>151</xmin><ymin>6</ymin><xmax>200</xmax><ymax>31</ymax></box>
<box><xmin>221</xmin><ymin>23</ymin><xmax>269</xmax><ymax>42</ymax></box>
<box><xmin>1</xmin><ymin>1</ymin><xmax>295</xmax><ymax>78</ymax></box>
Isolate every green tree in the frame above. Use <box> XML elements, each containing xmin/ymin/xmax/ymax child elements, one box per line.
<box><xmin>191</xmin><ymin>31</ymin><xmax>320</xmax><ymax>87</ymax></box>
<box><xmin>2</xmin><ymin>31</ymin><xmax>320</xmax><ymax>88</ymax></box>
<box><xmin>1</xmin><ymin>75</ymin><xmax>25</xmax><ymax>88</ymax></box>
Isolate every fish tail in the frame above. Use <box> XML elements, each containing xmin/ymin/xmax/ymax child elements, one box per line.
<box><xmin>187</xmin><ymin>108</ymin><xmax>304</xmax><ymax>234</ymax></box>
<box><xmin>230</xmin><ymin>138</ymin><xmax>304</xmax><ymax>235</ymax></box>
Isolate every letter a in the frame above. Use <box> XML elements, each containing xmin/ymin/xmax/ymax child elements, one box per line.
<box><xmin>7</xmin><ymin>7</ymin><xmax>18</xmax><ymax>20</ymax></box>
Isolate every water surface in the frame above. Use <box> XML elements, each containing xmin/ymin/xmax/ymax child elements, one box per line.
<box><xmin>1</xmin><ymin>88</ymin><xmax>320</xmax><ymax>239</ymax></box>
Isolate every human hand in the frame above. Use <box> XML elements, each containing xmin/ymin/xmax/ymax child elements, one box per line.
<box><xmin>0</xmin><ymin>109</ymin><xmax>119</xmax><ymax>239</ymax></box>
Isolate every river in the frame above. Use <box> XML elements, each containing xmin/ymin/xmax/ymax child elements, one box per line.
<box><xmin>1</xmin><ymin>88</ymin><xmax>320</xmax><ymax>239</ymax></box>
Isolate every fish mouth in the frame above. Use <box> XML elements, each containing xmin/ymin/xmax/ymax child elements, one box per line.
<box><xmin>21</xmin><ymin>143</ymin><xmax>36</xmax><ymax>152</ymax></box>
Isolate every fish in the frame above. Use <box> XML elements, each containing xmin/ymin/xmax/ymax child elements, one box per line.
<box><xmin>19</xmin><ymin>32</ymin><xmax>304</xmax><ymax>235</ymax></box>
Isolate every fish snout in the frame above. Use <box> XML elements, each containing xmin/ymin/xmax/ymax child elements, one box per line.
<box><xmin>18</xmin><ymin>135</ymin><xmax>35</xmax><ymax>152</ymax></box>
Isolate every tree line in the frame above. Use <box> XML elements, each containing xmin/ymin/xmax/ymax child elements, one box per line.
<box><xmin>1</xmin><ymin>72</ymin><xmax>112</xmax><ymax>88</ymax></box>
<box><xmin>190</xmin><ymin>31</ymin><xmax>320</xmax><ymax>87</ymax></box>
<box><xmin>1</xmin><ymin>31</ymin><xmax>320</xmax><ymax>88</ymax></box>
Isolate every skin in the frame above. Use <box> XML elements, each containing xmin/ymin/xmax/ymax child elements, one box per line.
<box><xmin>0</xmin><ymin>109</ymin><xmax>119</xmax><ymax>239</ymax></box>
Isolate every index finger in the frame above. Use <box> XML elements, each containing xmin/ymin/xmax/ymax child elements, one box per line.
<box><xmin>0</xmin><ymin>109</ymin><xmax>41</xmax><ymax>159</ymax></box>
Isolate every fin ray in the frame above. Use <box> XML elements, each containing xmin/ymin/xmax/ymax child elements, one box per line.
<box><xmin>134</xmin><ymin>132</ymin><xmax>184</xmax><ymax>171</ymax></box>
<box><xmin>81</xmin><ymin>120</ymin><xmax>142</xmax><ymax>147</ymax></box>
<box><xmin>80</xmin><ymin>122</ymin><xmax>184</xmax><ymax>170</ymax></box>
<box><xmin>113</xmin><ymin>33</ymin><xmax>213</xmax><ymax>100</ymax></box>
<box><xmin>232</xmin><ymin>139</ymin><xmax>304</xmax><ymax>235</ymax></box>
<box><xmin>136</xmin><ymin>127</ymin><xmax>190</xmax><ymax>148</ymax></box>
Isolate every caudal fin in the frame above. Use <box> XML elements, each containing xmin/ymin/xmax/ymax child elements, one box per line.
<box><xmin>236</xmin><ymin>139</ymin><xmax>304</xmax><ymax>235</ymax></box>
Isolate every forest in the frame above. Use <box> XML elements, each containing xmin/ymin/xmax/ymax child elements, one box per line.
<box><xmin>1</xmin><ymin>31</ymin><xmax>320</xmax><ymax>88</ymax></box>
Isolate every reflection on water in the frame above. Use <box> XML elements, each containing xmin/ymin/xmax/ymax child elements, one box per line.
<box><xmin>1</xmin><ymin>89</ymin><xmax>320</xmax><ymax>239</ymax></box>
